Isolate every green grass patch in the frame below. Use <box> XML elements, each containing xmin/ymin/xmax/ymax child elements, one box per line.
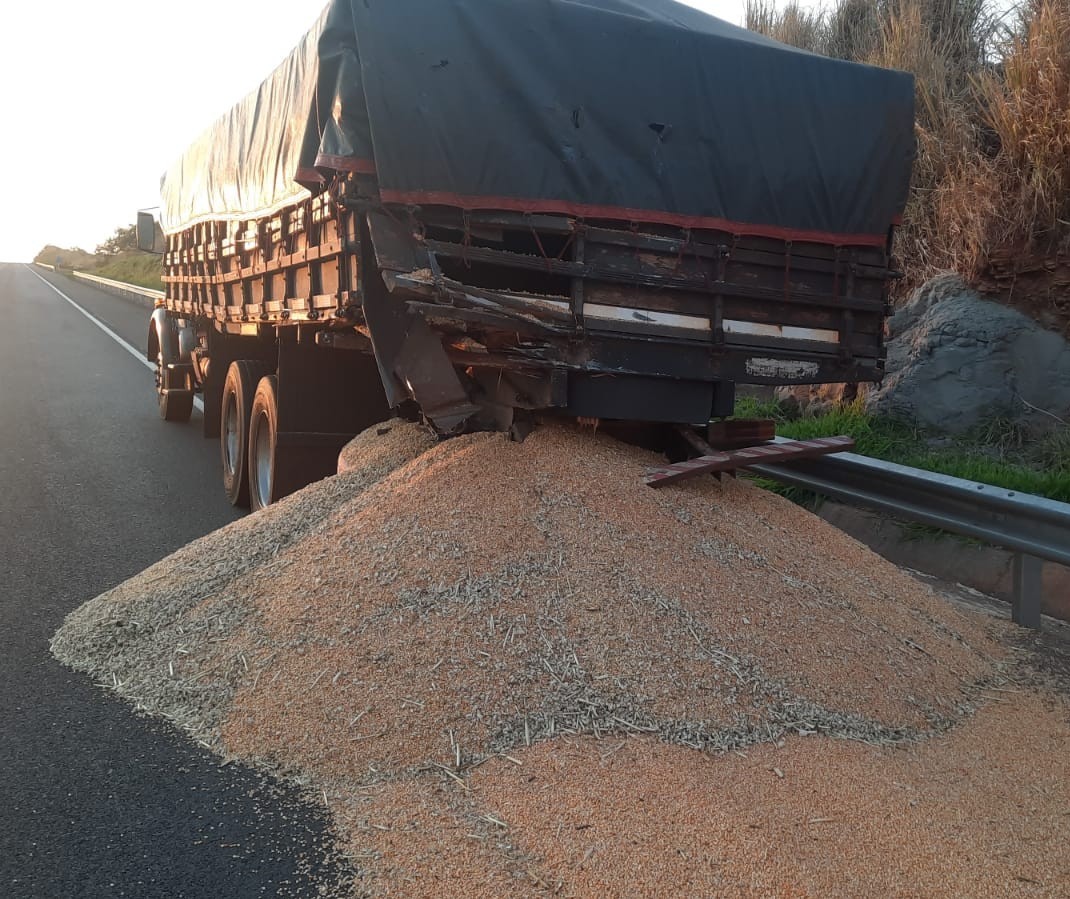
<box><xmin>733</xmin><ymin>396</ymin><xmax>1070</xmax><ymax>504</ymax></box>
<box><xmin>88</xmin><ymin>253</ymin><xmax>164</xmax><ymax>291</ymax></box>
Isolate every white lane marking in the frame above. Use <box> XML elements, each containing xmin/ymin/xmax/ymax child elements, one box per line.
<box><xmin>25</xmin><ymin>265</ymin><xmax>204</xmax><ymax>413</ymax></box>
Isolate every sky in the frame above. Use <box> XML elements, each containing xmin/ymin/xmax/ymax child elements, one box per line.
<box><xmin>0</xmin><ymin>0</ymin><xmax>797</xmax><ymax>262</ymax></box>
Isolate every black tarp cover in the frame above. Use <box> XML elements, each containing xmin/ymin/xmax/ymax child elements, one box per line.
<box><xmin>160</xmin><ymin>0</ymin><xmax>915</xmax><ymax>246</ymax></box>
<box><xmin>159</xmin><ymin>9</ymin><xmax>326</xmax><ymax>234</ymax></box>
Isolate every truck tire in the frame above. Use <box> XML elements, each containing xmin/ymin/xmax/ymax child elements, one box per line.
<box><xmin>221</xmin><ymin>360</ymin><xmax>270</xmax><ymax>507</ymax></box>
<box><xmin>248</xmin><ymin>374</ymin><xmax>282</xmax><ymax>512</ymax></box>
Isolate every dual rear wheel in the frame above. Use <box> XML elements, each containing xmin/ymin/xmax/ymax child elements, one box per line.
<box><xmin>220</xmin><ymin>361</ymin><xmax>283</xmax><ymax>511</ymax></box>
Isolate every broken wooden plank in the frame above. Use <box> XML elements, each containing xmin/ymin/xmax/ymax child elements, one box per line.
<box><xmin>644</xmin><ymin>436</ymin><xmax>855</xmax><ymax>488</ymax></box>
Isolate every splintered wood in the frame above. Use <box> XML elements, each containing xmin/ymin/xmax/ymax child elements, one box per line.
<box><xmin>53</xmin><ymin>420</ymin><xmax>1070</xmax><ymax>897</ymax></box>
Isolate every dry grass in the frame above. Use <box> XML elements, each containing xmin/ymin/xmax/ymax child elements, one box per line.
<box><xmin>973</xmin><ymin>1</ymin><xmax>1070</xmax><ymax>259</ymax></box>
<box><xmin>746</xmin><ymin>0</ymin><xmax>1070</xmax><ymax>324</ymax></box>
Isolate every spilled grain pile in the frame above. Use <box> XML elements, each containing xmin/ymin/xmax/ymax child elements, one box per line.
<box><xmin>53</xmin><ymin>421</ymin><xmax>1070</xmax><ymax>896</ymax></box>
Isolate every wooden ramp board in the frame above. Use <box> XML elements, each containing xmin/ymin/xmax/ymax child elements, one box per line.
<box><xmin>644</xmin><ymin>436</ymin><xmax>855</xmax><ymax>488</ymax></box>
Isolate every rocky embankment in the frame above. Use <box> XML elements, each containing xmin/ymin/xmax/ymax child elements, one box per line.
<box><xmin>780</xmin><ymin>274</ymin><xmax>1070</xmax><ymax>432</ymax></box>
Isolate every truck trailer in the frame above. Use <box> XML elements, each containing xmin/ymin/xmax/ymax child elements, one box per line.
<box><xmin>142</xmin><ymin>0</ymin><xmax>915</xmax><ymax>509</ymax></box>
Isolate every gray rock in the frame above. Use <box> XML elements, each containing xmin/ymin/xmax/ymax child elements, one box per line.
<box><xmin>866</xmin><ymin>276</ymin><xmax>1070</xmax><ymax>432</ymax></box>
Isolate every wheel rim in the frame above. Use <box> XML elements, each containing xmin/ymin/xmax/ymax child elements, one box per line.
<box><xmin>222</xmin><ymin>393</ymin><xmax>240</xmax><ymax>477</ymax></box>
<box><xmin>253</xmin><ymin>411</ymin><xmax>273</xmax><ymax>506</ymax></box>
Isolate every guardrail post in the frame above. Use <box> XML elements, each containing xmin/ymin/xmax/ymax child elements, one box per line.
<box><xmin>1011</xmin><ymin>553</ymin><xmax>1043</xmax><ymax>629</ymax></box>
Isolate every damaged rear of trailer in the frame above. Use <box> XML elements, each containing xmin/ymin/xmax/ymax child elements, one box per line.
<box><xmin>148</xmin><ymin>0</ymin><xmax>915</xmax><ymax>507</ymax></box>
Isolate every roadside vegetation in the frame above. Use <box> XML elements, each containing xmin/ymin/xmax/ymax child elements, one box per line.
<box><xmin>740</xmin><ymin>0</ymin><xmax>1070</xmax><ymax>507</ymax></box>
<box><xmin>735</xmin><ymin>394</ymin><xmax>1070</xmax><ymax>503</ymax></box>
<box><xmin>34</xmin><ymin>224</ymin><xmax>163</xmax><ymax>291</ymax></box>
<box><xmin>32</xmin><ymin>244</ymin><xmax>97</xmax><ymax>271</ymax></box>
<box><xmin>747</xmin><ymin>0</ymin><xmax>1070</xmax><ymax>330</ymax></box>
<box><xmin>86</xmin><ymin>253</ymin><xmax>164</xmax><ymax>291</ymax></box>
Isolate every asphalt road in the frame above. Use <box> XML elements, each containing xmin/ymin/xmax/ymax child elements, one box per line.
<box><xmin>0</xmin><ymin>264</ymin><xmax>352</xmax><ymax>898</ymax></box>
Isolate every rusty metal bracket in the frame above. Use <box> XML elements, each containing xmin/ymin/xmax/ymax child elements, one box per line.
<box><xmin>645</xmin><ymin>436</ymin><xmax>855</xmax><ymax>488</ymax></box>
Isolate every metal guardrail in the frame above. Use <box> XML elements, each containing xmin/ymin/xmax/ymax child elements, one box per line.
<box><xmin>749</xmin><ymin>443</ymin><xmax>1070</xmax><ymax>629</ymax></box>
<box><xmin>67</xmin><ymin>270</ymin><xmax>164</xmax><ymax>308</ymax></box>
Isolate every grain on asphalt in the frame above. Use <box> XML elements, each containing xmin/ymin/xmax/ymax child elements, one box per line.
<box><xmin>54</xmin><ymin>420</ymin><xmax>1070</xmax><ymax>896</ymax></box>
